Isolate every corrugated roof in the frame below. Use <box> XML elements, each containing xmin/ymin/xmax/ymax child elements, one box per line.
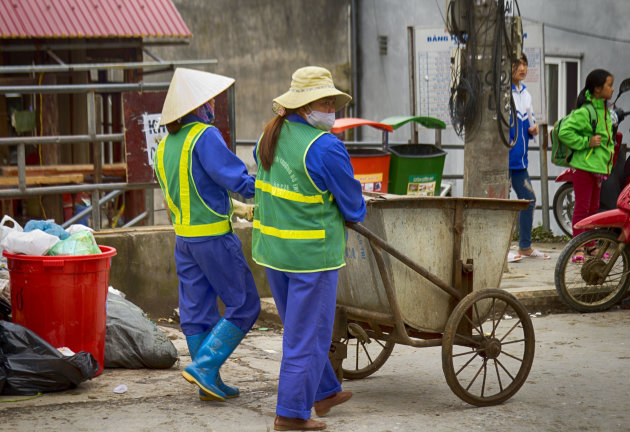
<box><xmin>0</xmin><ymin>0</ymin><xmax>191</xmax><ymax>39</ymax></box>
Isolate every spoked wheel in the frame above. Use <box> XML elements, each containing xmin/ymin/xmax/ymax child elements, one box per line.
<box><xmin>553</xmin><ymin>182</ymin><xmax>574</xmax><ymax>237</ymax></box>
<box><xmin>554</xmin><ymin>229</ymin><xmax>630</xmax><ymax>312</ymax></box>
<box><xmin>341</xmin><ymin>323</ymin><xmax>395</xmax><ymax>380</ymax></box>
<box><xmin>442</xmin><ymin>289</ymin><xmax>535</xmax><ymax>406</ymax></box>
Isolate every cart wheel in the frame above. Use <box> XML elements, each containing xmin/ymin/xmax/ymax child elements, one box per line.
<box><xmin>442</xmin><ymin>289</ymin><xmax>535</xmax><ymax>406</ymax></box>
<box><xmin>341</xmin><ymin>323</ymin><xmax>395</xmax><ymax>380</ymax></box>
<box><xmin>554</xmin><ymin>229</ymin><xmax>630</xmax><ymax>312</ymax></box>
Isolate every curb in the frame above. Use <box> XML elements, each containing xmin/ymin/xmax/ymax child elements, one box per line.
<box><xmin>507</xmin><ymin>287</ymin><xmax>573</xmax><ymax>314</ymax></box>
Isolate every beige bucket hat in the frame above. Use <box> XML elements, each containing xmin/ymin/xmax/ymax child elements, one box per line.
<box><xmin>160</xmin><ymin>68</ymin><xmax>235</xmax><ymax>125</ymax></box>
<box><xmin>273</xmin><ymin>66</ymin><xmax>351</xmax><ymax>113</ymax></box>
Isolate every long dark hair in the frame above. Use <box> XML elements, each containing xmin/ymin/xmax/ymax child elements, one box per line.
<box><xmin>258</xmin><ymin>110</ymin><xmax>293</xmax><ymax>171</ymax></box>
<box><xmin>576</xmin><ymin>69</ymin><xmax>613</xmax><ymax>108</ymax></box>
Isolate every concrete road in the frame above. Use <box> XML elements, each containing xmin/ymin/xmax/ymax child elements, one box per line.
<box><xmin>2</xmin><ymin>310</ymin><xmax>629</xmax><ymax>432</ymax></box>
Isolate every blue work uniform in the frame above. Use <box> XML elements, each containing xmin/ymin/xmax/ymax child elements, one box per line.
<box><xmin>254</xmin><ymin>114</ymin><xmax>366</xmax><ymax>419</ymax></box>
<box><xmin>164</xmin><ymin>113</ymin><xmax>260</xmax><ymax>336</ymax></box>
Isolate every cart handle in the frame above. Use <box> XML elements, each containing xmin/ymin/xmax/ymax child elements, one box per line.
<box><xmin>346</xmin><ymin>222</ymin><xmax>462</xmax><ymax>301</ymax></box>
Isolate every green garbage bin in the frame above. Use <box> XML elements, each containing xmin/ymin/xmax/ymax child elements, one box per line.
<box><xmin>388</xmin><ymin>144</ymin><xmax>446</xmax><ymax>196</ymax></box>
<box><xmin>380</xmin><ymin>115</ymin><xmax>447</xmax><ymax>196</ymax></box>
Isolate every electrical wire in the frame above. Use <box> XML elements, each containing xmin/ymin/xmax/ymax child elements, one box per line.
<box><xmin>445</xmin><ymin>0</ymin><xmax>522</xmax><ymax>147</ymax></box>
<box><xmin>523</xmin><ymin>16</ymin><xmax>630</xmax><ymax>44</ymax></box>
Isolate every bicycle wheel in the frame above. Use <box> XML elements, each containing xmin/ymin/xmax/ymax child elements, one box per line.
<box><xmin>553</xmin><ymin>182</ymin><xmax>574</xmax><ymax>237</ymax></box>
<box><xmin>554</xmin><ymin>229</ymin><xmax>630</xmax><ymax>312</ymax></box>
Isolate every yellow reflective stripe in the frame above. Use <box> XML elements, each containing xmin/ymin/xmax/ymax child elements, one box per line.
<box><xmin>255</xmin><ymin>180</ymin><xmax>324</xmax><ymax>204</ymax></box>
<box><xmin>253</xmin><ymin>220</ymin><xmax>325</xmax><ymax>239</ymax></box>
<box><xmin>174</xmin><ymin>220</ymin><xmax>232</xmax><ymax>237</ymax></box>
<box><xmin>303</xmin><ymin>131</ymin><xmax>326</xmax><ymax>194</ymax></box>
<box><xmin>156</xmin><ymin>136</ymin><xmax>181</xmax><ymax>224</ymax></box>
<box><xmin>179</xmin><ymin>123</ymin><xmax>207</xmax><ymax>225</ymax></box>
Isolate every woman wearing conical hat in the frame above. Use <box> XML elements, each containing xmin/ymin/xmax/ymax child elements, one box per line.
<box><xmin>154</xmin><ymin>68</ymin><xmax>260</xmax><ymax>403</ymax></box>
<box><xmin>252</xmin><ymin>66</ymin><xmax>366</xmax><ymax>431</ymax></box>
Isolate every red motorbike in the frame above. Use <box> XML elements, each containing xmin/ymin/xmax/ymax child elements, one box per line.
<box><xmin>554</xmin><ymin>178</ymin><xmax>630</xmax><ymax>312</ymax></box>
<box><xmin>553</xmin><ymin>78</ymin><xmax>630</xmax><ymax>313</ymax></box>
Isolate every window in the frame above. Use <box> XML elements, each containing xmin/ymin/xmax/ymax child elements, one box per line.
<box><xmin>545</xmin><ymin>57</ymin><xmax>581</xmax><ymax>125</ymax></box>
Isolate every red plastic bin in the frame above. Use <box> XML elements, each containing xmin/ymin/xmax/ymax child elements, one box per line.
<box><xmin>4</xmin><ymin>246</ymin><xmax>117</xmax><ymax>376</ymax></box>
<box><xmin>332</xmin><ymin>118</ymin><xmax>394</xmax><ymax>193</ymax></box>
<box><xmin>349</xmin><ymin>149</ymin><xmax>391</xmax><ymax>193</ymax></box>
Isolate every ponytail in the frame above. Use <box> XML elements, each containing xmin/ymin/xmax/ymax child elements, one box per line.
<box><xmin>576</xmin><ymin>69</ymin><xmax>613</xmax><ymax>108</ymax></box>
<box><xmin>258</xmin><ymin>111</ymin><xmax>290</xmax><ymax>171</ymax></box>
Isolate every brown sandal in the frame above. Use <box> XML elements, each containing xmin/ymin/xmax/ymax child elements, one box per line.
<box><xmin>314</xmin><ymin>391</ymin><xmax>353</xmax><ymax>417</ymax></box>
<box><xmin>274</xmin><ymin>415</ymin><xmax>326</xmax><ymax>431</ymax></box>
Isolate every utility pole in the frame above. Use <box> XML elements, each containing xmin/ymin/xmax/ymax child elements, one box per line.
<box><xmin>461</xmin><ymin>0</ymin><xmax>511</xmax><ymax>199</ymax></box>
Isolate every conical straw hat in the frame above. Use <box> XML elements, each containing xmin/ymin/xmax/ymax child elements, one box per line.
<box><xmin>160</xmin><ymin>68</ymin><xmax>235</xmax><ymax>125</ymax></box>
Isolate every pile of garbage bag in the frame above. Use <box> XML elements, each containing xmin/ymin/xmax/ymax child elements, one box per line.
<box><xmin>105</xmin><ymin>290</ymin><xmax>178</xmax><ymax>369</ymax></box>
<box><xmin>0</xmin><ymin>216</ymin><xmax>100</xmax><ymax>257</ymax></box>
<box><xmin>0</xmin><ymin>321</ymin><xmax>98</xmax><ymax>395</ymax></box>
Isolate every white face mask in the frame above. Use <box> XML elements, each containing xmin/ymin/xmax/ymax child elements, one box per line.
<box><xmin>304</xmin><ymin>108</ymin><xmax>335</xmax><ymax>131</ymax></box>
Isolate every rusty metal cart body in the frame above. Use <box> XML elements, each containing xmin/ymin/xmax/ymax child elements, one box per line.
<box><xmin>331</xmin><ymin>194</ymin><xmax>534</xmax><ymax>406</ymax></box>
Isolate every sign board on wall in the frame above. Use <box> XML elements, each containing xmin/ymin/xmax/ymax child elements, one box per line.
<box><xmin>141</xmin><ymin>113</ymin><xmax>166</xmax><ymax>171</ymax></box>
<box><xmin>122</xmin><ymin>90</ymin><xmax>232</xmax><ymax>183</ymax></box>
<box><xmin>412</xmin><ymin>24</ymin><xmax>546</xmax><ymax>127</ymax></box>
<box><xmin>413</xmin><ymin>28</ymin><xmax>458</xmax><ymax>126</ymax></box>
<box><xmin>521</xmin><ymin>23</ymin><xmax>547</xmax><ymax>124</ymax></box>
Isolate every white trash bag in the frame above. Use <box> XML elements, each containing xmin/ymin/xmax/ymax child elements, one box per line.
<box><xmin>1</xmin><ymin>228</ymin><xmax>60</xmax><ymax>256</ymax></box>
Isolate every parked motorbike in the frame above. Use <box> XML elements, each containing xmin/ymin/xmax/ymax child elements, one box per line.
<box><xmin>554</xmin><ymin>176</ymin><xmax>630</xmax><ymax>312</ymax></box>
<box><xmin>552</xmin><ymin>78</ymin><xmax>630</xmax><ymax>236</ymax></box>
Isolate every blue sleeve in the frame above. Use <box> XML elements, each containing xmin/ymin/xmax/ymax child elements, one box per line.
<box><xmin>306</xmin><ymin>134</ymin><xmax>366</xmax><ymax>222</ymax></box>
<box><xmin>192</xmin><ymin>127</ymin><xmax>255</xmax><ymax>199</ymax></box>
<box><xmin>525</xmin><ymin>118</ymin><xmax>532</xmax><ymax>140</ymax></box>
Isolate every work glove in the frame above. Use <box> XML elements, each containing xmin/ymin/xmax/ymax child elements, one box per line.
<box><xmin>232</xmin><ymin>199</ymin><xmax>255</xmax><ymax>222</ymax></box>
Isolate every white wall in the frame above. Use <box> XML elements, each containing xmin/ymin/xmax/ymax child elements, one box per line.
<box><xmin>357</xmin><ymin>0</ymin><xmax>630</xmax><ymax>235</ymax></box>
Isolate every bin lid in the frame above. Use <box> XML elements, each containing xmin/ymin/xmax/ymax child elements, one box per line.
<box><xmin>331</xmin><ymin>117</ymin><xmax>394</xmax><ymax>134</ymax></box>
<box><xmin>380</xmin><ymin>115</ymin><xmax>446</xmax><ymax>130</ymax></box>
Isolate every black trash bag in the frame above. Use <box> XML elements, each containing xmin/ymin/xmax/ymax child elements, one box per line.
<box><xmin>105</xmin><ymin>292</ymin><xmax>178</xmax><ymax>369</ymax></box>
<box><xmin>0</xmin><ymin>297</ymin><xmax>10</xmax><ymax>322</ymax></box>
<box><xmin>0</xmin><ymin>321</ymin><xmax>98</xmax><ymax>395</ymax></box>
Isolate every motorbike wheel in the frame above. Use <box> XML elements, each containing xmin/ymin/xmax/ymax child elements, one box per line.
<box><xmin>553</xmin><ymin>182</ymin><xmax>574</xmax><ymax>237</ymax></box>
<box><xmin>554</xmin><ymin>229</ymin><xmax>630</xmax><ymax>312</ymax></box>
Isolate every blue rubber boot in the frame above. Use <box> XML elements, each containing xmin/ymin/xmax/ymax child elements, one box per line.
<box><xmin>185</xmin><ymin>331</ymin><xmax>240</xmax><ymax>400</ymax></box>
<box><xmin>182</xmin><ymin>319</ymin><xmax>244</xmax><ymax>402</ymax></box>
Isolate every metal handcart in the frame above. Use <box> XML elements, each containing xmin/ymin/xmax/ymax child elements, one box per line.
<box><xmin>330</xmin><ymin>194</ymin><xmax>534</xmax><ymax>406</ymax></box>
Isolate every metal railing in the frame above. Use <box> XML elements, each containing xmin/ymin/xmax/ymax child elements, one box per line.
<box><xmin>0</xmin><ymin>59</ymin><xmax>220</xmax><ymax>230</ymax></box>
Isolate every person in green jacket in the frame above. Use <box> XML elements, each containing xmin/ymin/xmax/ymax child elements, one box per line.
<box><xmin>558</xmin><ymin>69</ymin><xmax>615</xmax><ymax>262</ymax></box>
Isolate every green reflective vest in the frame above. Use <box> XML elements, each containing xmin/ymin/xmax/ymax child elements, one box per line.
<box><xmin>154</xmin><ymin>122</ymin><xmax>232</xmax><ymax>237</ymax></box>
<box><xmin>252</xmin><ymin>121</ymin><xmax>345</xmax><ymax>272</ymax></box>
